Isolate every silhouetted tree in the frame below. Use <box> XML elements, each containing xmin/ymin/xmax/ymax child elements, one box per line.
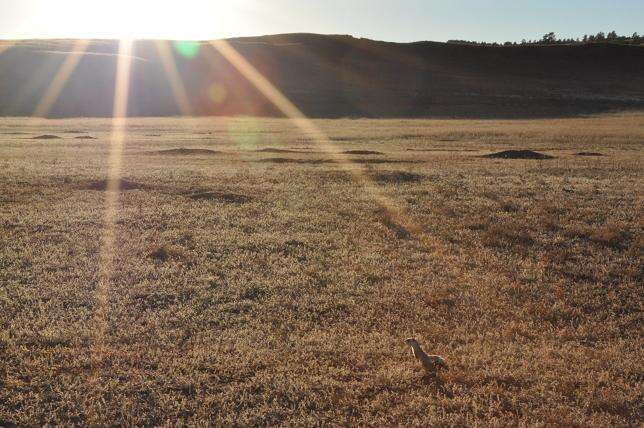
<box><xmin>542</xmin><ymin>32</ymin><xmax>557</xmax><ymax>44</ymax></box>
<box><xmin>448</xmin><ymin>31</ymin><xmax>641</xmax><ymax>47</ymax></box>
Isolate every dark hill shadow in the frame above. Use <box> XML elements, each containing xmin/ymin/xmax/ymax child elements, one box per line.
<box><xmin>0</xmin><ymin>35</ymin><xmax>642</xmax><ymax>118</ymax></box>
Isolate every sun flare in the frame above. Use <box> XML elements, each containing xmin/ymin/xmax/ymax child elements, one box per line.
<box><xmin>20</xmin><ymin>0</ymin><xmax>254</xmax><ymax>40</ymax></box>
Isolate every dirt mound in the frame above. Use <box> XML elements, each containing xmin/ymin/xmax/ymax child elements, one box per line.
<box><xmin>154</xmin><ymin>148</ymin><xmax>219</xmax><ymax>155</ymax></box>
<box><xmin>374</xmin><ymin>171</ymin><xmax>425</xmax><ymax>183</ymax></box>
<box><xmin>32</xmin><ymin>134</ymin><xmax>61</xmax><ymax>140</ymax></box>
<box><xmin>187</xmin><ymin>191</ymin><xmax>251</xmax><ymax>203</ymax></box>
<box><xmin>576</xmin><ymin>152</ymin><xmax>604</xmax><ymax>156</ymax></box>
<box><xmin>343</xmin><ymin>150</ymin><xmax>383</xmax><ymax>155</ymax></box>
<box><xmin>84</xmin><ymin>179</ymin><xmax>147</xmax><ymax>191</ymax></box>
<box><xmin>484</xmin><ymin>150</ymin><xmax>554</xmax><ymax>159</ymax></box>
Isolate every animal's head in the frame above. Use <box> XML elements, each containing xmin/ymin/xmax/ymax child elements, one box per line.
<box><xmin>404</xmin><ymin>338</ymin><xmax>419</xmax><ymax>347</ymax></box>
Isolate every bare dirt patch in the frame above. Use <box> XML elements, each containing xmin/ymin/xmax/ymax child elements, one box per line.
<box><xmin>374</xmin><ymin>171</ymin><xmax>425</xmax><ymax>183</ymax></box>
<box><xmin>186</xmin><ymin>190</ymin><xmax>251</xmax><ymax>203</ymax></box>
<box><xmin>32</xmin><ymin>134</ymin><xmax>61</xmax><ymax>140</ymax></box>
<box><xmin>83</xmin><ymin>178</ymin><xmax>148</xmax><ymax>191</ymax></box>
<box><xmin>343</xmin><ymin>150</ymin><xmax>384</xmax><ymax>155</ymax></box>
<box><xmin>147</xmin><ymin>244</ymin><xmax>190</xmax><ymax>263</ymax></box>
<box><xmin>483</xmin><ymin>150</ymin><xmax>554</xmax><ymax>159</ymax></box>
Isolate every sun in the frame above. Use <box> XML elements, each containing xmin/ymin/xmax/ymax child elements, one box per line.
<box><xmin>32</xmin><ymin>0</ymin><xmax>254</xmax><ymax>40</ymax></box>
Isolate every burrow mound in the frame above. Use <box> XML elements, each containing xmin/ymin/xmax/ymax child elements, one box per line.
<box><xmin>483</xmin><ymin>150</ymin><xmax>554</xmax><ymax>160</ymax></box>
<box><xmin>32</xmin><ymin>134</ymin><xmax>61</xmax><ymax>140</ymax></box>
<box><xmin>187</xmin><ymin>191</ymin><xmax>251</xmax><ymax>204</ymax></box>
<box><xmin>84</xmin><ymin>178</ymin><xmax>147</xmax><ymax>191</ymax></box>
<box><xmin>153</xmin><ymin>148</ymin><xmax>219</xmax><ymax>155</ymax></box>
<box><xmin>576</xmin><ymin>152</ymin><xmax>604</xmax><ymax>156</ymax></box>
<box><xmin>343</xmin><ymin>150</ymin><xmax>383</xmax><ymax>155</ymax></box>
<box><xmin>374</xmin><ymin>171</ymin><xmax>425</xmax><ymax>183</ymax></box>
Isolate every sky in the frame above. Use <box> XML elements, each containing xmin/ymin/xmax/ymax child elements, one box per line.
<box><xmin>0</xmin><ymin>0</ymin><xmax>642</xmax><ymax>42</ymax></box>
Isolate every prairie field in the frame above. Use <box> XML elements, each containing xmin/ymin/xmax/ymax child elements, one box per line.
<box><xmin>0</xmin><ymin>113</ymin><xmax>642</xmax><ymax>425</ymax></box>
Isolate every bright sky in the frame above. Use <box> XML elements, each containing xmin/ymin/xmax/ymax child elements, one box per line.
<box><xmin>0</xmin><ymin>0</ymin><xmax>641</xmax><ymax>42</ymax></box>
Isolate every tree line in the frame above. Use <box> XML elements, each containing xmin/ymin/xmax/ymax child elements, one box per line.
<box><xmin>447</xmin><ymin>31</ymin><xmax>642</xmax><ymax>47</ymax></box>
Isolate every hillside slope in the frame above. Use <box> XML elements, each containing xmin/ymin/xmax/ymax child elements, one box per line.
<box><xmin>0</xmin><ymin>34</ymin><xmax>642</xmax><ymax>118</ymax></box>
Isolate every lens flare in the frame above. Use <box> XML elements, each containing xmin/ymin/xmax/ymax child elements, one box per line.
<box><xmin>174</xmin><ymin>40</ymin><xmax>201</xmax><ymax>59</ymax></box>
<box><xmin>208</xmin><ymin>82</ymin><xmax>227</xmax><ymax>104</ymax></box>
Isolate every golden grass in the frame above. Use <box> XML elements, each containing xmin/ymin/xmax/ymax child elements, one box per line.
<box><xmin>0</xmin><ymin>112</ymin><xmax>642</xmax><ymax>425</ymax></box>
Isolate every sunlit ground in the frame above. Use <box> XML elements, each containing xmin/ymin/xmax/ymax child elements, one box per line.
<box><xmin>0</xmin><ymin>113</ymin><xmax>642</xmax><ymax>425</ymax></box>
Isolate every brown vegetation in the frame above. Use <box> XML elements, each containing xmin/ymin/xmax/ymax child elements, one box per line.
<box><xmin>0</xmin><ymin>113</ymin><xmax>642</xmax><ymax>425</ymax></box>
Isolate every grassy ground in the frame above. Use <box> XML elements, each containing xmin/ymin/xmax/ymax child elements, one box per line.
<box><xmin>0</xmin><ymin>113</ymin><xmax>642</xmax><ymax>425</ymax></box>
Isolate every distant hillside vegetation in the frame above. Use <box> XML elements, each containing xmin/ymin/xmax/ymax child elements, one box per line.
<box><xmin>0</xmin><ymin>34</ymin><xmax>642</xmax><ymax>118</ymax></box>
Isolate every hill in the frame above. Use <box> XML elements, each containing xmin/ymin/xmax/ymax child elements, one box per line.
<box><xmin>0</xmin><ymin>34</ymin><xmax>642</xmax><ymax>118</ymax></box>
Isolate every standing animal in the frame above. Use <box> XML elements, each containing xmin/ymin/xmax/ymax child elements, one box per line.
<box><xmin>404</xmin><ymin>338</ymin><xmax>449</xmax><ymax>375</ymax></box>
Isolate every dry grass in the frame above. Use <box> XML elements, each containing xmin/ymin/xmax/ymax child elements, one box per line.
<box><xmin>0</xmin><ymin>113</ymin><xmax>642</xmax><ymax>425</ymax></box>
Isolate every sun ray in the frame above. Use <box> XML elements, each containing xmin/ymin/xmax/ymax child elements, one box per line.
<box><xmin>33</xmin><ymin>39</ymin><xmax>90</xmax><ymax>118</ymax></box>
<box><xmin>208</xmin><ymin>39</ymin><xmax>431</xmax><ymax>243</ymax></box>
<box><xmin>92</xmin><ymin>39</ymin><xmax>133</xmax><ymax>372</ymax></box>
<box><xmin>155</xmin><ymin>40</ymin><xmax>193</xmax><ymax>116</ymax></box>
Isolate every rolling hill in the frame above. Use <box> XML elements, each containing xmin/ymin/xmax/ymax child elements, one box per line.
<box><xmin>0</xmin><ymin>33</ymin><xmax>642</xmax><ymax>118</ymax></box>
